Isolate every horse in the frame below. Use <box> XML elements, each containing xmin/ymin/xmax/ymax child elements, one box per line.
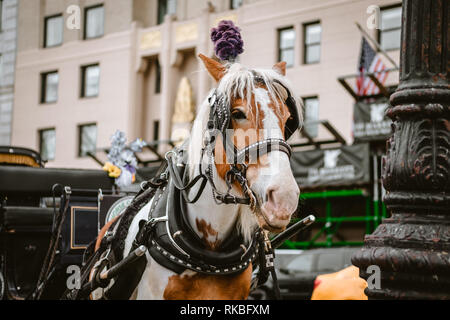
<box><xmin>92</xmin><ymin>54</ymin><xmax>302</xmax><ymax>300</ymax></box>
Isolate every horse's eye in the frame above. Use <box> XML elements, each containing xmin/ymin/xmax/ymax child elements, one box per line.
<box><xmin>232</xmin><ymin>110</ymin><xmax>247</xmax><ymax>120</ymax></box>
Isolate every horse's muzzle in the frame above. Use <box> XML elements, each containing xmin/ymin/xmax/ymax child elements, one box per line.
<box><xmin>257</xmin><ymin>185</ymin><xmax>299</xmax><ymax>233</ymax></box>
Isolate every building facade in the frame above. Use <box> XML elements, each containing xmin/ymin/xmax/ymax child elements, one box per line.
<box><xmin>0</xmin><ymin>0</ymin><xmax>18</xmax><ymax>145</ymax></box>
<box><xmin>11</xmin><ymin>0</ymin><xmax>401</xmax><ymax>168</ymax></box>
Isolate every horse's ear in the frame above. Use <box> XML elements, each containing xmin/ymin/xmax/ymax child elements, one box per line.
<box><xmin>273</xmin><ymin>61</ymin><xmax>286</xmax><ymax>76</ymax></box>
<box><xmin>198</xmin><ymin>53</ymin><xmax>225</xmax><ymax>82</ymax></box>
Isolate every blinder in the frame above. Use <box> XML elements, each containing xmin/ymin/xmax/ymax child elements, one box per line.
<box><xmin>281</xmin><ymin>85</ymin><xmax>300</xmax><ymax>141</ymax></box>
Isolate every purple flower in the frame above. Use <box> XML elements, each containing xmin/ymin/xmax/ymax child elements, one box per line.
<box><xmin>211</xmin><ymin>20</ymin><xmax>244</xmax><ymax>61</ymax></box>
<box><xmin>124</xmin><ymin>164</ymin><xmax>136</xmax><ymax>174</ymax></box>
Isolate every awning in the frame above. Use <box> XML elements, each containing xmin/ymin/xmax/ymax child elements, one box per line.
<box><xmin>353</xmin><ymin>99</ymin><xmax>392</xmax><ymax>142</ymax></box>
<box><xmin>290</xmin><ymin>143</ymin><xmax>370</xmax><ymax>189</ymax></box>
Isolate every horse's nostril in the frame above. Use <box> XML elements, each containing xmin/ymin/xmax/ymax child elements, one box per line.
<box><xmin>266</xmin><ymin>187</ymin><xmax>277</xmax><ymax>204</ymax></box>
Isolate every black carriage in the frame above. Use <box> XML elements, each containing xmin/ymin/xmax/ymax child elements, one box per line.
<box><xmin>0</xmin><ymin>145</ymin><xmax>313</xmax><ymax>300</ymax></box>
<box><xmin>0</xmin><ymin>146</ymin><xmax>161</xmax><ymax>300</ymax></box>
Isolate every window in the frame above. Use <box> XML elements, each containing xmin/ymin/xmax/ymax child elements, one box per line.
<box><xmin>379</xmin><ymin>5</ymin><xmax>402</xmax><ymax>51</ymax></box>
<box><xmin>303</xmin><ymin>96</ymin><xmax>319</xmax><ymax>138</ymax></box>
<box><xmin>343</xmin><ymin>250</ymin><xmax>358</xmax><ymax>268</ymax></box>
<box><xmin>81</xmin><ymin>64</ymin><xmax>100</xmax><ymax>98</ymax></box>
<box><xmin>0</xmin><ymin>0</ymin><xmax>3</xmax><ymax>31</ymax></box>
<box><xmin>44</xmin><ymin>14</ymin><xmax>64</xmax><ymax>48</ymax></box>
<box><xmin>285</xmin><ymin>254</ymin><xmax>314</xmax><ymax>273</ymax></box>
<box><xmin>78</xmin><ymin>123</ymin><xmax>97</xmax><ymax>157</ymax></box>
<box><xmin>155</xmin><ymin>59</ymin><xmax>161</xmax><ymax>94</ymax></box>
<box><xmin>84</xmin><ymin>5</ymin><xmax>104</xmax><ymax>39</ymax></box>
<box><xmin>303</xmin><ymin>22</ymin><xmax>321</xmax><ymax>64</ymax></box>
<box><xmin>278</xmin><ymin>27</ymin><xmax>295</xmax><ymax>68</ymax></box>
<box><xmin>39</xmin><ymin>128</ymin><xmax>56</xmax><ymax>161</ymax></box>
<box><xmin>153</xmin><ymin>120</ymin><xmax>160</xmax><ymax>141</ymax></box>
<box><xmin>316</xmin><ymin>253</ymin><xmax>343</xmax><ymax>273</ymax></box>
<box><xmin>157</xmin><ymin>0</ymin><xmax>177</xmax><ymax>25</ymax></box>
<box><xmin>230</xmin><ymin>0</ymin><xmax>243</xmax><ymax>10</ymax></box>
<box><xmin>41</xmin><ymin>71</ymin><xmax>59</xmax><ymax>103</ymax></box>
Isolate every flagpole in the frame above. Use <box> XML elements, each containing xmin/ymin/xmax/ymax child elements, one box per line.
<box><xmin>355</xmin><ymin>22</ymin><xmax>399</xmax><ymax>69</ymax></box>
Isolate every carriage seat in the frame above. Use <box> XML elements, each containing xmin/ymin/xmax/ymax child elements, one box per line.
<box><xmin>0</xmin><ymin>165</ymin><xmax>114</xmax><ymax>196</ymax></box>
<box><xmin>1</xmin><ymin>206</ymin><xmax>54</xmax><ymax>231</ymax></box>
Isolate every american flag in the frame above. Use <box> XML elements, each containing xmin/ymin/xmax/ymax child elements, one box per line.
<box><xmin>356</xmin><ymin>37</ymin><xmax>389</xmax><ymax>96</ymax></box>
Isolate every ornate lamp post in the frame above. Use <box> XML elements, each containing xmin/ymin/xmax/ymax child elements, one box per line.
<box><xmin>352</xmin><ymin>0</ymin><xmax>450</xmax><ymax>299</ymax></box>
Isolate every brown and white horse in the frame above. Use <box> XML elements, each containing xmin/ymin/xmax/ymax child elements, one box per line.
<box><xmin>121</xmin><ymin>55</ymin><xmax>301</xmax><ymax>299</ymax></box>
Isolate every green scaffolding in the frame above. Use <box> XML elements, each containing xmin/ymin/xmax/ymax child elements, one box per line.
<box><xmin>281</xmin><ymin>189</ymin><xmax>388</xmax><ymax>249</ymax></box>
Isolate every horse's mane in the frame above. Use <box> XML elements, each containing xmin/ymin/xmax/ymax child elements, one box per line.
<box><xmin>187</xmin><ymin>63</ymin><xmax>302</xmax><ymax>241</ymax></box>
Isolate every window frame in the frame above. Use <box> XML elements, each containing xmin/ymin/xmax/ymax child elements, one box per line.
<box><xmin>80</xmin><ymin>63</ymin><xmax>100</xmax><ymax>98</ymax></box>
<box><xmin>277</xmin><ymin>26</ymin><xmax>295</xmax><ymax>68</ymax></box>
<box><xmin>153</xmin><ymin>120</ymin><xmax>160</xmax><ymax>147</ymax></box>
<box><xmin>155</xmin><ymin>59</ymin><xmax>161</xmax><ymax>94</ymax></box>
<box><xmin>0</xmin><ymin>0</ymin><xmax>3</xmax><ymax>32</ymax></box>
<box><xmin>40</xmin><ymin>70</ymin><xmax>59</xmax><ymax>104</ymax></box>
<box><xmin>303</xmin><ymin>21</ymin><xmax>321</xmax><ymax>65</ymax></box>
<box><xmin>157</xmin><ymin>0</ymin><xmax>177</xmax><ymax>25</ymax></box>
<box><xmin>43</xmin><ymin>14</ymin><xmax>64</xmax><ymax>48</ymax></box>
<box><xmin>230</xmin><ymin>0</ymin><xmax>243</xmax><ymax>10</ymax></box>
<box><xmin>39</xmin><ymin>127</ymin><xmax>56</xmax><ymax>161</ymax></box>
<box><xmin>83</xmin><ymin>4</ymin><xmax>105</xmax><ymax>40</ymax></box>
<box><xmin>78</xmin><ymin>123</ymin><xmax>97</xmax><ymax>158</ymax></box>
<box><xmin>157</xmin><ymin>0</ymin><xmax>166</xmax><ymax>25</ymax></box>
<box><xmin>302</xmin><ymin>95</ymin><xmax>320</xmax><ymax>138</ymax></box>
<box><xmin>377</xmin><ymin>3</ymin><xmax>402</xmax><ymax>52</ymax></box>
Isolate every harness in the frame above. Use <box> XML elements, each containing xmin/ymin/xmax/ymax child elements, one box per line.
<box><xmin>144</xmin><ymin>166</ymin><xmax>261</xmax><ymax>275</ymax></box>
<box><xmin>64</xmin><ymin>75</ymin><xmax>303</xmax><ymax>300</ymax></box>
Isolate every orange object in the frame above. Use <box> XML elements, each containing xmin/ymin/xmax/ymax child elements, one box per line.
<box><xmin>311</xmin><ymin>266</ymin><xmax>368</xmax><ymax>300</ymax></box>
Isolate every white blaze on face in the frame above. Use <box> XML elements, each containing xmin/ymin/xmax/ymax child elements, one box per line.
<box><xmin>249</xmin><ymin>88</ymin><xmax>299</xmax><ymax>230</ymax></box>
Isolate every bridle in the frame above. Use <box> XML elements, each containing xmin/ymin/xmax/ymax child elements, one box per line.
<box><xmin>166</xmin><ymin>74</ymin><xmax>300</xmax><ymax>209</ymax></box>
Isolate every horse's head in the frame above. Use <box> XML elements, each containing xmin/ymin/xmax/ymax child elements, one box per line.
<box><xmin>196</xmin><ymin>54</ymin><xmax>301</xmax><ymax>233</ymax></box>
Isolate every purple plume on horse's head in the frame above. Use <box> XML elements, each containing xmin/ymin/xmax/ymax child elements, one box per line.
<box><xmin>211</xmin><ymin>20</ymin><xmax>244</xmax><ymax>62</ymax></box>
